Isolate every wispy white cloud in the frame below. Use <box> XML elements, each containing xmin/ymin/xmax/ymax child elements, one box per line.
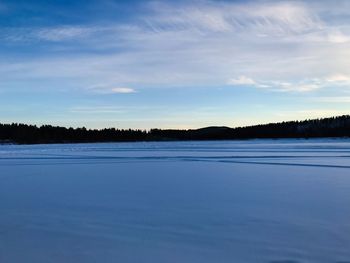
<box><xmin>273</xmin><ymin>81</ymin><xmax>321</xmax><ymax>92</ymax></box>
<box><xmin>228</xmin><ymin>73</ymin><xmax>350</xmax><ymax>92</ymax></box>
<box><xmin>228</xmin><ymin>76</ymin><xmax>256</xmax><ymax>85</ymax></box>
<box><xmin>87</xmin><ymin>85</ymin><xmax>136</xmax><ymax>94</ymax></box>
<box><xmin>326</xmin><ymin>30</ymin><xmax>350</xmax><ymax>43</ymax></box>
<box><xmin>145</xmin><ymin>1</ymin><xmax>322</xmax><ymax>35</ymax></box>
<box><xmin>228</xmin><ymin>77</ymin><xmax>322</xmax><ymax>92</ymax></box>
<box><xmin>326</xmin><ymin>73</ymin><xmax>350</xmax><ymax>83</ymax></box>
<box><xmin>35</xmin><ymin>26</ymin><xmax>98</xmax><ymax>41</ymax></box>
<box><xmin>1</xmin><ymin>0</ymin><xmax>350</xmax><ymax>94</ymax></box>
<box><xmin>110</xmin><ymin>87</ymin><xmax>136</xmax><ymax>93</ymax></box>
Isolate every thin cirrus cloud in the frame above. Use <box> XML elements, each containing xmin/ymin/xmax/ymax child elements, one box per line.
<box><xmin>226</xmin><ymin>75</ymin><xmax>321</xmax><ymax>92</ymax></box>
<box><xmin>145</xmin><ymin>1</ymin><xmax>322</xmax><ymax>35</ymax></box>
<box><xmin>88</xmin><ymin>86</ymin><xmax>136</xmax><ymax>94</ymax></box>
<box><xmin>326</xmin><ymin>74</ymin><xmax>350</xmax><ymax>83</ymax></box>
<box><xmin>1</xmin><ymin>0</ymin><xmax>350</xmax><ymax>94</ymax></box>
<box><xmin>228</xmin><ymin>72</ymin><xmax>350</xmax><ymax>92</ymax></box>
<box><xmin>111</xmin><ymin>87</ymin><xmax>136</xmax><ymax>94</ymax></box>
<box><xmin>228</xmin><ymin>76</ymin><xmax>256</xmax><ymax>86</ymax></box>
<box><xmin>35</xmin><ymin>26</ymin><xmax>98</xmax><ymax>42</ymax></box>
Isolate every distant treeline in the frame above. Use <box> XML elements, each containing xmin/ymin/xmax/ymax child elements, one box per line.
<box><xmin>1</xmin><ymin>115</ymin><xmax>350</xmax><ymax>144</ymax></box>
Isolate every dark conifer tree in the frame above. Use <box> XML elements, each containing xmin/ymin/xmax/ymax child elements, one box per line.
<box><xmin>0</xmin><ymin>115</ymin><xmax>349</xmax><ymax>144</ymax></box>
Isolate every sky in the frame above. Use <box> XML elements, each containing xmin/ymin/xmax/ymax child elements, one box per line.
<box><xmin>0</xmin><ymin>0</ymin><xmax>350</xmax><ymax>129</ymax></box>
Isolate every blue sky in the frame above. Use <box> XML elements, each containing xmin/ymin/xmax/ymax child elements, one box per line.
<box><xmin>0</xmin><ymin>0</ymin><xmax>349</xmax><ymax>129</ymax></box>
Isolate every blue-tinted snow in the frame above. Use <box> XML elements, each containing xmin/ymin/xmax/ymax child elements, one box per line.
<box><xmin>0</xmin><ymin>139</ymin><xmax>350</xmax><ymax>262</ymax></box>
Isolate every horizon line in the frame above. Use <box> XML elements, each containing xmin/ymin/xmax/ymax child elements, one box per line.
<box><xmin>2</xmin><ymin>114</ymin><xmax>349</xmax><ymax>131</ymax></box>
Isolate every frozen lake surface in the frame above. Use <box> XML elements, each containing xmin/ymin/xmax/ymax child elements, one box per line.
<box><xmin>1</xmin><ymin>139</ymin><xmax>350</xmax><ymax>263</ymax></box>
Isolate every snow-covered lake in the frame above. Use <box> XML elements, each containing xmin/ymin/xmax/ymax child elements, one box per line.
<box><xmin>1</xmin><ymin>139</ymin><xmax>350</xmax><ymax>263</ymax></box>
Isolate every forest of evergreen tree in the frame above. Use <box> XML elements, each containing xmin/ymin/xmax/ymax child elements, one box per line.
<box><xmin>1</xmin><ymin>115</ymin><xmax>350</xmax><ymax>144</ymax></box>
